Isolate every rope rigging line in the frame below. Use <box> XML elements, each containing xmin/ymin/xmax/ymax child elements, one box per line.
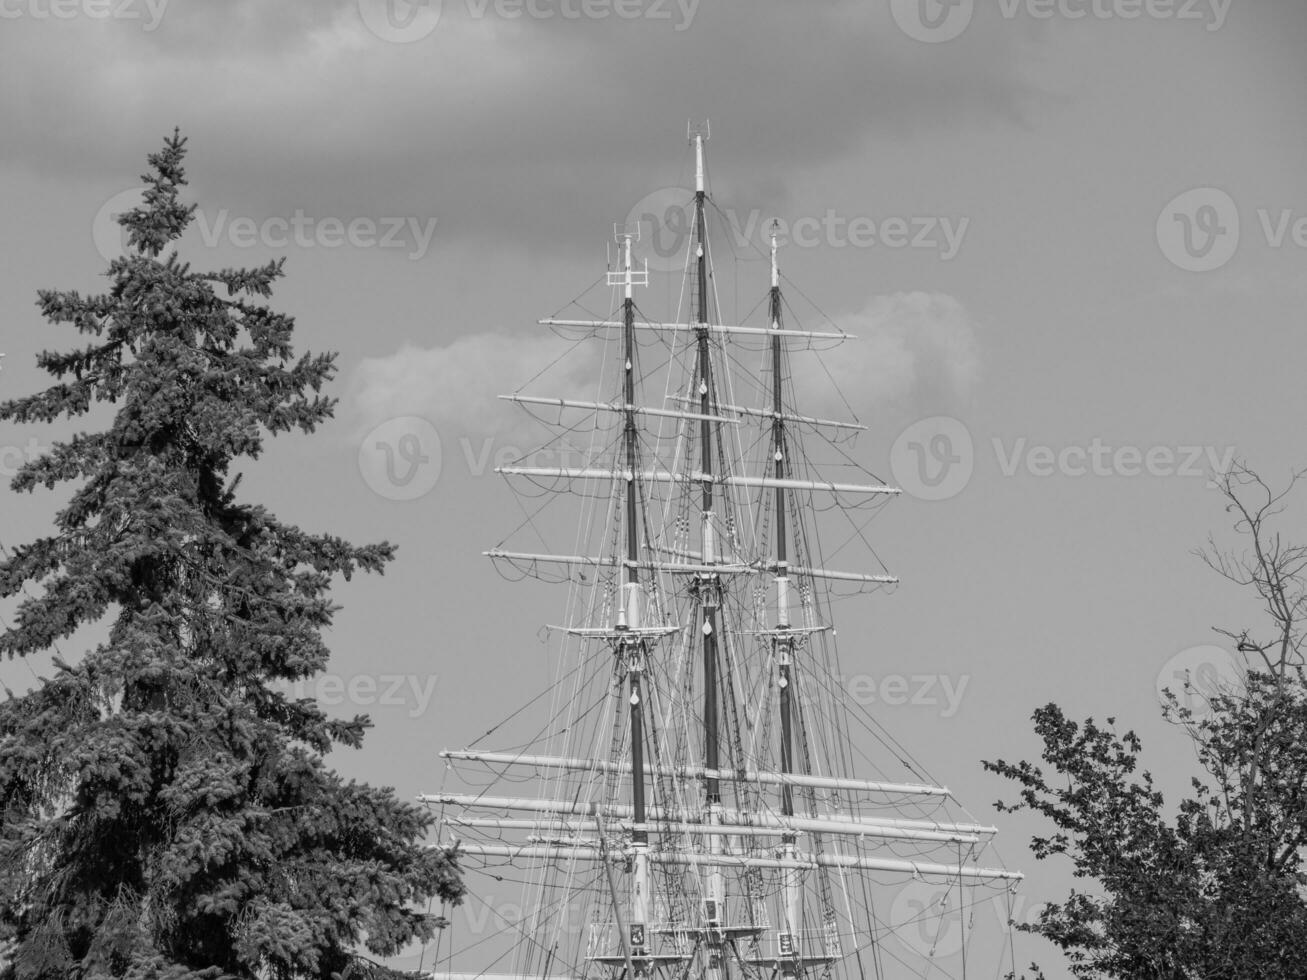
<box><xmin>430</xmin><ymin>137</ymin><xmax>1023</xmax><ymax>980</ymax></box>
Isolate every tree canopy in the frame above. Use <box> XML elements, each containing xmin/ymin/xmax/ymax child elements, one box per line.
<box><xmin>989</xmin><ymin>464</ymin><xmax>1307</xmax><ymax>980</ymax></box>
<box><xmin>0</xmin><ymin>131</ymin><xmax>462</xmax><ymax>980</ymax></box>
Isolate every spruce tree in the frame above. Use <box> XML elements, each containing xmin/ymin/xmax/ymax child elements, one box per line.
<box><xmin>0</xmin><ymin>131</ymin><xmax>463</xmax><ymax>979</ymax></box>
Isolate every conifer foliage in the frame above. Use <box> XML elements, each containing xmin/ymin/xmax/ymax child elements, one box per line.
<box><xmin>0</xmin><ymin>132</ymin><xmax>463</xmax><ymax>979</ymax></box>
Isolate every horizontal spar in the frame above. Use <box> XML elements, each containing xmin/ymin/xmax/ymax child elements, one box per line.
<box><xmin>445</xmin><ymin>814</ymin><xmax>980</xmax><ymax>845</ymax></box>
<box><xmin>548</xmin><ymin>625</ymin><xmax>681</xmax><ymax>639</ymax></box>
<box><xmin>728</xmin><ymin>474</ymin><xmax>899</xmax><ymax>495</ymax></box>
<box><xmin>495</xmin><ymin>467</ymin><xmax>900</xmax><ymax>496</ymax></box>
<box><xmin>454</xmin><ymin>844</ymin><xmax>1024</xmax><ymax>882</ymax></box>
<box><xmin>420</xmin><ymin>794</ymin><xmax>995</xmax><ymax>837</ymax></box>
<box><xmin>483</xmin><ymin>551</ymin><xmax>753</xmax><ymax>576</ymax></box>
<box><xmin>501</xmin><ymin>394</ymin><xmax>739</xmax><ymax>425</ymax></box>
<box><xmin>777</xmin><ymin>565</ymin><xmax>897</xmax><ymax>585</ymax></box>
<box><xmin>669</xmin><ymin>396</ymin><xmax>866</xmax><ymax>432</ymax></box>
<box><xmin>540</xmin><ymin>318</ymin><xmax>854</xmax><ymax>341</ymax></box>
<box><xmin>440</xmin><ymin>750</ymin><xmax>949</xmax><ymax>796</ymax></box>
<box><xmin>650</xmin><ymin>547</ymin><xmax>898</xmax><ymax>585</ymax></box>
<box><xmin>484</xmin><ymin>551</ymin><xmax>899</xmax><ymax>585</ymax></box>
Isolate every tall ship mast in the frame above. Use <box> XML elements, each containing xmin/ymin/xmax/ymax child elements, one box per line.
<box><xmin>424</xmin><ymin>125</ymin><xmax>1022</xmax><ymax>980</ymax></box>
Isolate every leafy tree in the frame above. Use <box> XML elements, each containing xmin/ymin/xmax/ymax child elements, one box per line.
<box><xmin>988</xmin><ymin>463</ymin><xmax>1307</xmax><ymax>980</ymax></box>
<box><xmin>0</xmin><ymin>131</ymin><xmax>462</xmax><ymax>979</ymax></box>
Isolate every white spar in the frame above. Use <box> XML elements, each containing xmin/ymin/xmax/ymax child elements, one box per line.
<box><xmin>500</xmin><ymin>394</ymin><xmax>739</xmax><ymax>425</ymax></box>
<box><xmin>439</xmin><ymin>750</ymin><xmax>949</xmax><ymax>796</ymax></box>
<box><xmin>495</xmin><ymin>467</ymin><xmax>900</xmax><ymax>496</ymax></box>
<box><xmin>669</xmin><ymin>396</ymin><xmax>867</xmax><ymax>432</ymax></box>
<box><xmin>452</xmin><ymin>843</ymin><xmax>1023</xmax><ymax>883</ymax></box>
<box><xmin>484</xmin><ymin>550</ymin><xmax>898</xmax><ymax>585</ymax></box>
<box><xmin>421</xmin><ymin>794</ymin><xmax>995</xmax><ymax>836</ymax></box>
<box><xmin>443</xmin><ymin>814</ymin><xmax>981</xmax><ymax>845</ymax></box>
<box><xmin>540</xmin><ymin>318</ymin><xmax>854</xmax><ymax>341</ymax></box>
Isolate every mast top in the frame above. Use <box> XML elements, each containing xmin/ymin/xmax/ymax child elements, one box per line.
<box><xmin>606</xmin><ymin>223</ymin><xmax>648</xmax><ymax>299</ymax></box>
<box><xmin>770</xmin><ymin>219</ymin><xmax>780</xmax><ymax>292</ymax></box>
<box><xmin>687</xmin><ymin>119</ymin><xmax>709</xmax><ymax>193</ymax></box>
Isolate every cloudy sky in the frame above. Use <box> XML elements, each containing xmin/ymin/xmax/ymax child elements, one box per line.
<box><xmin>3</xmin><ymin>0</ymin><xmax>1307</xmax><ymax>975</ymax></box>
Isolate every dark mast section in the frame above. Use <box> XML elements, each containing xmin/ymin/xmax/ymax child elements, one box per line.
<box><xmin>687</xmin><ymin>125</ymin><xmax>730</xmax><ymax>965</ymax></box>
<box><xmin>610</xmin><ymin>225</ymin><xmax>653</xmax><ymax>967</ymax></box>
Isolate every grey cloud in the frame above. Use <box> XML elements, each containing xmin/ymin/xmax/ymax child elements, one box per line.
<box><xmin>0</xmin><ymin>0</ymin><xmax>1035</xmax><ymax>255</ymax></box>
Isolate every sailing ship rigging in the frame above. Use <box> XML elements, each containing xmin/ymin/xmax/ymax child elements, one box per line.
<box><xmin>423</xmin><ymin>124</ymin><xmax>1022</xmax><ymax>980</ymax></box>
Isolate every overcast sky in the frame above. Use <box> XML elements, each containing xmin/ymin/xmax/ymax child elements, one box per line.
<box><xmin>3</xmin><ymin>1</ymin><xmax>1307</xmax><ymax>976</ymax></box>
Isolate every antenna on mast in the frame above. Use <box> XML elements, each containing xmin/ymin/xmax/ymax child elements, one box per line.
<box><xmin>770</xmin><ymin>219</ymin><xmax>780</xmax><ymax>292</ymax></box>
<box><xmin>607</xmin><ymin>223</ymin><xmax>649</xmax><ymax>303</ymax></box>
<box><xmin>688</xmin><ymin>119</ymin><xmax>710</xmax><ymax>193</ymax></box>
